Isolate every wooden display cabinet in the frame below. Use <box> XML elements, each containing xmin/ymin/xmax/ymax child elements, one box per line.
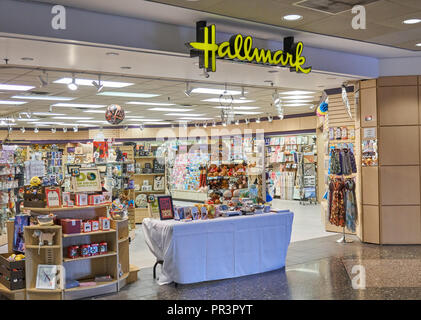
<box><xmin>20</xmin><ymin>205</ymin><xmax>138</xmax><ymax>300</ymax></box>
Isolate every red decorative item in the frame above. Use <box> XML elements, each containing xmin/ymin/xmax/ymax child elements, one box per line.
<box><xmin>90</xmin><ymin>243</ymin><xmax>99</xmax><ymax>256</ymax></box>
<box><xmin>68</xmin><ymin>245</ymin><xmax>79</xmax><ymax>259</ymax></box>
<box><xmin>80</xmin><ymin>244</ymin><xmax>91</xmax><ymax>257</ymax></box>
<box><xmin>82</xmin><ymin>221</ymin><xmax>92</xmax><ymax>233</ymax></box>
<box><xmin>99</xmin><ymin>217</ymin><xmax>110</xmax><ymax>231</ymax></box>
<box><xmin>99</xmin><ymin>242</ymin><xmax>108</xmax><ymax>255</ymax></box>
<box><xmin>91</xmin><ymin>220</ymin><xmax>99</xmax><ymax>232</ymax></box>
<box><xmin>61</xmin><ymin>219</ymin><xmax>82</xmax><ymax>234</ymax></box>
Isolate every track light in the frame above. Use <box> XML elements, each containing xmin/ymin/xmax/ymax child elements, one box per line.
<box><xmin>203</xmin><ymin>122</ymin><xmax>207</xmax><ymax>128</ymax></box>
<box><xmin>20</xmin><ymin>127</ymin><xmax>25</xmax><ymax>133</ymax></box>
<box><xmin>51</xmin><ymin>127</ymin><xmax>56</xmax><ymax>133</ymax></box>
<box><xmin>63</xmin><ymin>127</ymin><xmax>67</xmax><ymax>133</ymax></box>
<box><xmin>272</xmin><ymin>90</ymin><xmax>281</xmax><ymax>105</ymax></box>
<box><xmin>184</xmin><ymin>82</ymin><xmax>193</xmax><ymax>97</ymax></box>
<box><xmin>239</xmin><ymin>87</ymin><xmax>247</xmax><ymax>100</ymax></box>
<box><xmin>92</xmin><ymin>75</ymin><xmax>104</xmax><ymax>92</ymax></box>
<box><xmin>245</xmin><ymin>118</ymin><xmax>250</xmax><ymax>125</ymax></box>
<box><xmin>34</xmin><ymin>127</ymin><xmax>39</xmax><ymax>133</ymax></box>
<box><xmin>222</xmin><ymin>121</ymin><xmax>227</xmax><ymax>127</ymax></box>
<box><xmin>195</xmin><ymin>123</ymin><xmax>199</xmax><ymax>128</ymax></box>
<box><xmin>38</xmin><ymin>71</ymin><xmax>48</xmax><ymax>87</ymax></box>
<box><xmin>124</xmin><ymin>125</ymin><xmax>128</xmax><ymax>131</ymax></box>
<box><xmin>268</xmin><ymin>115</ymin><xmax>273</xmax><ymax>123</ymax></box>
<box><xmin>235</xmin><ymin>119</ymin><xmax>239</xmax><ymax>125</ymax></box>
<box><xmin>8</xmin><ymin>127</ymin><xmax>12</xmax><ymax>133</ymax></box>
<box><xmin>256</xmin><ymin>118</ymin><xmax>261</xmax><ymax>123</ymax></box>
<box><xmin>171</xmin><ymin>124</ymin><xmax>175</xmax><ymax>129</ymax></box>
<box><xmin>139</xmin><ymin>123</ymin><xmax>144</xmax><ymax>131</ymax></box>
<box><xmin>73</xmin><ymin>125</ymin><xmax>78</xmax><ymax>132</ymax></box>
<box><xmin>68</xmin><ymin>74</ymin><xmax>78</xmax><ymax>91</ymax></box>
<box><xmin>309</xmin><ymin>104</ymin><xmax>315</xmax><ymax>110</ymax></box>
<box><xmin>212</xmin><ymin>121</ymin><xmax>216</xmax><ymax>127</ymax></box>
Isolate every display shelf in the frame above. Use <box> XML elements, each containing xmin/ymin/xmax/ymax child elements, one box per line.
<box><xmin>0</xmin><ymin>281</ymin><xmax>26</xmax><ymax>300</ymax></box>
<box><xmin>62</xmin><ymin>229</ymin><xmax>116</xmax><ymax>238</ymax></box>
<box><xmin>25</xmin><ymin>245</ymin><xmax>61</xmax><ymax>249</ymax></box>
<box><xmin>63</xmin><ymin>251</ymin><xmax>117</xmax><ymax>263</ymax></box>
<box><xmin>118</xmin><ymin>237</ymin><xmax>129</xmax><ymax>244</ymax></box>
<box><xmin>64</xmin><ymin>280</ymin><xmax>118</xmax><ymax>292</ymax></box>
<box><xmin>23</xmin><ymin>204</ymin><xmax>110</xmax><ymax>213</ymax></box>
<box><xmin>26</xmin><ymin>288</ymin><xmax>62</xmax><ymax>293</ymax></box>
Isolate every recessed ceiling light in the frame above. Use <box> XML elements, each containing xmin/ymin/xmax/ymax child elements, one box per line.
<box><xmin>282</xmin><ymin>96</ymin><xmax>314</xmax><ymax>100</ymax></box>
<box><xmin>202</xmin><ymin>98</ymin><xmax>254</xmax><ymax>103</ymax></box>
<box><xmin>233</xmin><ymin>111</ymin><xmax>262</xmax><ymax>115</ymax></box>
<box><xmin>165</xmin><ymin>113</ymin><xmax>204</xmax><ymax>117</ymax></box>
<box><xmin>97</xmin><ymin>92</ymin><xmax>160</xmax><ymax>98</ymax></box>
<box><xmin>21</xmin><ymin>57</ymin><xmax>34</xmax><ymax>61</ymax></box>
<box><xmin>280</xmin><ymin>90</ymin><xmax>315</xmax><ymax>95</ymax></box>
<box><xmin>106</xmin><ymin>52</ymin><xmax>119</xmax><ymax>56</ymax></box>
<box><xmin>282</xmin><ymin>14</ymin><xmax>303</xmax><ymax>21</ymax></box>
<box><xmin>52</xmin><ymin>116</ymin><xmax>94</xmax><ymax>120</ymax></box>
<box><xmin>191</xmin><ymin>88</ymin><xmax>243</xmax><ymax>95</ymax></box>
<box><xmin>179</xmin><ymin>117</ymin><xmax>213</xmax><ymax>120</ymax></box>
<box><xmin>0</xmin><ymin>100</ymin><xmax>27</xmax><ymax>105</ymax></box>
<box><xmin>213</xmin><ymin>106</ymin><xmax>260</xmax><ymax>110</ymax></box>
<box><xmin>126</xmin><ymin>101</ymin><xmax>176</xmax><ymax>106</ymax></box>
<box><xmin>51</xmin><ymin>103</ymin><xmax>106</xmax><ymax>109</ymax></box>
<box><xmin>54</xmin><ymin>78</ymin><xmax>133</xmax><ymax>88</ymax></box>
<box><xmin>148</xmin><ymin>108</ymin><xmax>193</xmax><ymax>112</ymax></box>
<box><xmin>0</xmin><ymin>84</ymin><xmax>35</xmax><ymax>91</ymax></box>
<box><xmin>403</xmin><ymin>19</ymin><xmax>421</xmax><ymax>24</ymax></box>
<box><xmin>11</xmin><ymin>95</ymin><xmax>75</xmax><ymax>101</ymax></box>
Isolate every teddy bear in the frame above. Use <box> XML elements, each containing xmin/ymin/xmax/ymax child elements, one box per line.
<box><xmin>208</xmin><ymin>164</ymin><xmax>218</xmax><ymax>177</ymax></box>
<box><xmin>220</xmin><ymin>166</ymin><xmax>228</xmax><ymax>177</ymax></box>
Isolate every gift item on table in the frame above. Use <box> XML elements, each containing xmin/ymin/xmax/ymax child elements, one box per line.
<box><xmin>67</xmin><ymin>245</ymin><xmax>80</xmax><ymax>259</ymax></box>
<box><xmin>61</xmin><ymin>219</ymin><xmax>82</xmax><ymax>234</ymax></box>
<box><xmin>82</xmin><ymin>221</ymin><xmax>92</xmax><ymax>233</ymax></box>
<box><xmin>75</xmin><ymin>193</ymin><xmax>88</xmax><ymax>206</ymax></box>
<box><xmin>99</xmin><ymin>242</ymin><xmax>108</xmax><ymax>254</ymax></box>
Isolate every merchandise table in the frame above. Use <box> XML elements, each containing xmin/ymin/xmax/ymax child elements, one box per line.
<box><xmin>142</xmin><ymin>210</ymin><xmax>294</xmax><ymax>284</ymax></box>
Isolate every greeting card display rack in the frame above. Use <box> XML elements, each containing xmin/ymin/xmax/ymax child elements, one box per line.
<box><xmin>21</xmin><ymin>204</ymin><xmax>138</xmax><ymax>300</ymax></box>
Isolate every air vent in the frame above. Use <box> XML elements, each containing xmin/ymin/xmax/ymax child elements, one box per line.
<box><xmin>294</xmin><ymin>0</ymin><xmax>379</xmax><ymax>14</ymax></box>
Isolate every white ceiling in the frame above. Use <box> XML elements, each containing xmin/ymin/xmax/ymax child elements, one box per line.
<box><xmin>34</xmin><ymin>0</ymin><xmax>421</xmax><ymax>58</ymax></box>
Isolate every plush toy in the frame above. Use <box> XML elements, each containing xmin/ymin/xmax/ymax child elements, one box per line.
<box><xmin>220</xmin><ymin>166</ymin><xmax>228</xmax><ymax>177</ymax></box>
<box><xmin>208</xmin><ymin>164</ymin><xmax>218</xmax><ymax>177</ymax></box>
<box><xmin>33</xmin><ymin>230</ymin><xmax>55</xmax><ymax>246</ymax></box>
<box><xmin>30</xmin><ymin>176</ymin><xmax>42</xmax><ymax>187</ymax></box>
<box><xmin>223</xmin><ymin>189</ymin><xmax>232</xmax><ymax>201</ymax></box>
<box><xmin>228</xmin><ymin>164</ymin><xmax>235</xmax><ymax>177</ymax></box>
<box><xmin>236</xmin><ymin>164</ymin><xmax>245</xmax><ymax>176</ymax></box>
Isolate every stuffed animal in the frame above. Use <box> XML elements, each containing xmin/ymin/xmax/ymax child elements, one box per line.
<box><xmin>208</xmin><ymin>164</ymin><xmax>218</xmax><ymax>177</ymax></box>
<box><xmin>33</xmin><ymin>230</ymin><xmax>55</xmax><ymax>246</ymax></box>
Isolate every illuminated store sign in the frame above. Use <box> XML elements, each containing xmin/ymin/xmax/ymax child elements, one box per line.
<box><xmin>187</xmin><ymin>21</ymin><xmax>311</xmax><ymax>74</ymax></box>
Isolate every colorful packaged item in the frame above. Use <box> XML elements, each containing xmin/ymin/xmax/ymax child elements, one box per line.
<box><xmin>82</xmin><ymin>221</ymin><xmax>92</xmax><ymax>233</ymax></box>
<box><xmin>80</xmin><ymin>244</ymin><xmax>91</xmax><ymax>257</ymax></box>
<box><xmin>102</xmin><ymin>191</ymin><xmax>112</xmax><ymax>203</ymax></box>
<box><xmin>90</xmin><ymin>243</ymin><xmax>99</xmax><ymax>256</ymax></box>
<box><xmin>90</xmin><ymin>220</ymin><xmax>99</xmax><ymax>232</ymax></box>
<box><xmin>61</xmin><ymin>219</ymin><xmax>82</xmax><ymax>234</ymax></box>
<box><xmin>62</xmin><ymin>192</ymin><xmax>71</xmax><ymax>207</ymax></box>
<box><xmin>99</xmin><ymin>217</ymin><xmax>110</xmax><ymax>231</ymax></box>
<box><xmin>76</xmin><ymin>193</ymin><xmax>88</xmax><ymax>206</ymax></box>
<box><xmin>99</xmin><ymin>242</ymin><xmax>108</xmax><ymax>255</ymax></box>
<box><xmin>67</xmin><ymin>245</ymin><xmax>79</xmax><ymax>259</ymax></box>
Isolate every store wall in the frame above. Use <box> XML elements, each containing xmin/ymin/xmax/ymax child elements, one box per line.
<box><xmin>360</xmin><ymin>76</ymin><xmax>421</xmax><ymax>244</ymax></box>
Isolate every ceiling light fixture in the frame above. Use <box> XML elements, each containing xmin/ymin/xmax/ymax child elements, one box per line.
<box><xmin>184</xmin><ymin>82</ymin><xmax>193</xmax><ymax>97</ymax></box>
<box><xmin>403</xmin><ymin>18</ymin><xmax>421</xmax><ymax>24</ymax></box>
<box><xmin>54</xmin><ymin>78</ymin><xmax>133</xmax><ymax>88</ymax></box>
<box><xmin>282</xmin><ymin>14</ymin><xmax>303</xmax><ymax>21</ymax></box>
<box><xmin>73</xmin><ymin>126</ymin><xmax>78</xmax><ymax>132</ymax></box>
<box><xmin>280</xmin><ymin>90</ymin><xmax>315</xmax><ymax>95</ymax></box>
<box><xmin>51</xmin><ymin>103</ymin><xmax>105</xmax><ymax>109</ymax></box>
<box><xmin>268</xmin><ymin>115</ymin><xmax>273</xmax><ymax>122</ymax></box>
<box><xmin>34</xmin><ymin>127</ymin><xmax>39</xmax><ymax>133</ymax></box>
<box><xmin>120</xmin><ymin>66</ymin><xmax>131</xmax><ymax>70</ymax></box>
<box><xmin>202</xmin><ymin>98</ymin><xmax>254</xmax><ymax>104</ymax></box>
<box><xmin>11</xmin><ymin>95</ymin><xmax>74</xmax><ymax>101</ymax></box>
<box><xmin>53</xmin><ymin>116</ymin><xmax>93</xmax><ymax>120</ymax></box>
<box><xmin>106</xmin><ymin>52</ymin><xmax>119</xmax><ymax>56</ymax></box>
<box><xmin>201</xmin><ymin>69</ymin><xmax>210</xmax><ymax>78</ymax></box>
<box><xmin>245</xmin><ymin>118</ymin><xmax>250</xmax><ymax>125</ymax></box>
<box><xmin>20</xmin><ymin>127</ymin><xmax>25</xmax><ymax>133</ymax></box>
<box><xmin>256</xmin><ymin>118</ymin><xmax>261</xmax><ymax>123</ymax></box>
<box><xmin>165</xmin><ymin>113</ymin><xmax>204</xmax><ymax>117</ymax></box>
<box><xmin>235</xmin><ymin>119</ymin><xmax>240</xmax><ymax>125</ymax></box>
<box><xmin>148</xmin><ymin>108</ymin><xmax>193</xmax><ymax>112</ymax></box>
<box><xmin>139</xmin><ymin>123</ymin><xmax>144</xmax><ymax>131</ymax></box>
<box><xmin>51</xmin><ymin>128</ymin><xmax>56</xmax><ymax>133</ymax></box>
<box><xmin>63</xmin><ymin>127</ymin><xmax>67</xmax><ymax>133</ymax></box>
<box><xmin>179</xmin><ymin>117</ymin><xmax>213</xmax><ymax>121</ymax></box>
<box><xmin>68</xmin><ymin>74</ymin><xmax>78</xmax><ymax>91</ymax></box>
<box><xmin>233</xmin><ymin>111</ymin><xmax>262</xmax><ymax>115</ymax></box>
<box><xmin>0</xmin><ymin>100</ymin><xmax>27</xmax><ymax>105</ymax></box>
<box><xmin>97</xmin><ymin>92</ymin><xmax>160</xmax><ymax>98</ymax></box>
<box><xmin>21</xmin><ymin>57</ymin><xmax>34</xmax><ymax>61</ymax></box>
<box><xmin>191</xmin><ymin>88</ymin><xmax>242</xmax><ymax>95</ymax></box>
<box><xmin>239</xmin><ymin>87</ymin><xmax>247</xmax><ymax>100</ymax></box>
<box><xmin>126</xmin><ymin>102</ymin><xmax>176</xmax><ymax>106</ymax></box>
<box><xmin>92</xmin><ymin>75</ymin><xmax>104</xmax><ymax>92</ymax></box>
<box><xmin>203</xmin><ymin>122</ymin><xmax>207</xmax><ymax>128</ymax></box>
<box><xmin>0</xmin><ymin>84</ymin><xmax>35</xmax><ymax>91</ymax></box>
<box><xmin>416</xmin><ymin>43</ymin><xmax>421</xmax><ymax>47</ymax></box>
<box><xmin>212</xmin><ymin>121</ymin><xmax>216</xmax><ymax>127</ymax></box>
<box><xmin>38</xmin><ymin>71</ymin><xmax>48</xmax><ymax>87</ymax></box>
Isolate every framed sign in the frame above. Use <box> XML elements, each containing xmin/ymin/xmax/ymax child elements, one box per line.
<box><xmin>45</xmin><ymin>187</ymin><xmax>62</xmax><ymax>208</ymax></box>
<box><xmin>72</xmin><ymin>168</ymin><xmax>102</xmax><ymax>193</ymax></box>
<box><xmin>36</xmin><ymin>265</ymin><xmax>58</xmax><ymax>290</ymax></box>
<box><xmin>67</xmin><ymin>164</ymin><xmax>81</xmax><ymax>177</ymax></box>
<box><xmin>157</xmin><ymin>195</ymin><xmax>174</xmax><ymax>220</ymax></box>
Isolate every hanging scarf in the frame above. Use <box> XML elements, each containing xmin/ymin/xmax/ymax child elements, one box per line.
<box><xmin>344</xmin><ymin>178</ymin><xmax>358</xmax><ymax>232</ymax></box>
<box><xmin>329</xmin><ymin>178</ymin><xmax>345</xmax><ymax>227</ymax></box>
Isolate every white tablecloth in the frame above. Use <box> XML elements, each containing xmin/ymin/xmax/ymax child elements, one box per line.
<box><xmin>142</xmin><ymin>210</ymin><xmax>294</xmax><ymax>284</ymax></box>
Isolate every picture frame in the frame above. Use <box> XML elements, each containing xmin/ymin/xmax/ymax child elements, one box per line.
<box><xmin>36</xmin><ymin>265</ymin><xmax>58</xmax><ymax>290</ymax></box>
<box><xmin>72</xmin><ymin>168</ymin><xmax>102</xmax><ymax>192</ymax></box>
<box><xmin>157</xmin><ymin>195</ymin><xmax>174</xmax><ymax>220</ymax></box>
<box><xmin>67</xmin><ymin>164</ymin><xmax>81</xmax><ymax>177</ymax></box>
<box><xmin>45</xmin><ymin>187</ymin><xmax>62</xmax><ymax>208</ymax></box>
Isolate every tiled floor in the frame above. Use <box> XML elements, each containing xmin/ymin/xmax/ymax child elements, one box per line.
<box><xmin>89</xmin><ymin>235</ymin><xmax>421</xmax><ymax>300</ymax></box>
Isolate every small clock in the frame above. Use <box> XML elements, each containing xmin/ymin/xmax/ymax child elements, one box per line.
<box><xmin>36</xmin><ymin>265</ymin><xmax>58</xmax><ymax>290</ymax></box>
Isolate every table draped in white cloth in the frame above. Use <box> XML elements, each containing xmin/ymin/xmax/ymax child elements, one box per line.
<box><xmin>142</xmin><ymin>211</ymin><xmax>294</xmax><ymax>285</ymax></box>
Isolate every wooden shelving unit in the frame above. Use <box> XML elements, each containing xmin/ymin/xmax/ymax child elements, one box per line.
<box><xmin>21</xmin><ymin>205</ymin><xmax>138</xmax><ymax>300</ymax></box>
